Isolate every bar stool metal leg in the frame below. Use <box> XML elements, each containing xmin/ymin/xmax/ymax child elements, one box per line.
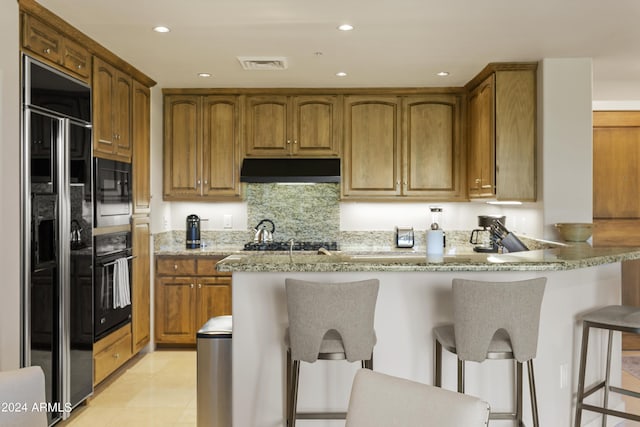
<box><xmin>457</xmin><ymin>359</ymin><xmax>465</xmax><ymax>393</ymax></box>
<box><xmin>528</xmin><ymin>360</ymin><xmax>540</xmax><ymax>427</ymax></box>
<box><xmin>601</xmin><ymin>329</ymin><xmax>614</xmax><ymax>427</ymax></box>
<box><xmin>516</xmin><ymin>361</ymin><xmax>523</xmax><ymax>425</ymax></box>
<box><xmin>575</xmin><ymin>322</ymin><xmax>591</xmax><ymax>427</ymax></box>
<box><xmin>434</xmin><ymin>339</ymin><xmax>442</xmax><ymax>387</ymax></box>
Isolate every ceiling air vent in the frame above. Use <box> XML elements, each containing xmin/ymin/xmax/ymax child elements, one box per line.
<box><xmin>237</xmin><ymin>56</ymin><xmax>288</xmax><ymax>71</ymax></box>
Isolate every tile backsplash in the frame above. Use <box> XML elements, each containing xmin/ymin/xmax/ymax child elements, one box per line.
<box><xmin>245</xmin><ymin>183</ymin><xmax>340</xmax><ymax>242</ymax></box>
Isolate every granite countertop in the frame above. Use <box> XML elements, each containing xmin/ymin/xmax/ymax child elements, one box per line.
<box><xmin>215</xmin><ymin>244</ymin><xmax>640</xmax><ymax>273</ymax></box>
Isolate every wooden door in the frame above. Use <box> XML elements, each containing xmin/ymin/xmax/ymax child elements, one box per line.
<box><xmin>291</xmin><ymin>96</ymin><xmax>340</xmax><ymax>157</ymax></box>
<box><xmin>495</xmin><ymin>70</ymin><xmax>536</xmax><ymax>201</ymax></box>
<box><xmin>92</xmin><ymin>57</ymin><xmax>116</xmax><ymax>157</ymax></box>
<box><xmin>245</xmin><ymin>96</ymin><xmax>289</xmax><ymax>156</ymax></box>
<box><xmin>114</xmin><ymin>71</ymin><xmax>132</xmax><ymax>161</ymax></box>
<box><xmin>403</xmin><ymin>95</ymin><xmax>464</xmax><ymax>199</ymax></box>
<box><xmin>196</xmin><ymin>278</ymin><xmax>232</xmax><ymax>330</ymax></box>
<box><xmin>343</xmin><ymin>96</ymin><xmax>400</xmax><ymax>197</ymax></box>
<box><xmin>163</xmin><ymin>95</ymin><xmax>201</xmax><ymax>198</ymax></box>
<box><xmin>155</xmin><ymin>277</ymin><xmax>196</xmax><ymax>344</ymax></box>
<box><xmin>131</xmin><ymin>217</ymin><xmax>150</xmax><ymax>353</ymax></box>
<box><xmin>593</xmin><ymin>111</ymin><xmax>640</xmax><ymax>349</ymax></box>
<box><xmin>467</xmin><ymin>74</ymin><xmax>495</xmax><ymax>198</ymax></box>
<box><xmin>202</xmin><ymin>96</ymin><xmax>241</xmax><ymax>198</ymax></box>
<box><xmin>132</xmin><ymin>81</ymin><xmax>151</xmax><ymax>213</ymax></box>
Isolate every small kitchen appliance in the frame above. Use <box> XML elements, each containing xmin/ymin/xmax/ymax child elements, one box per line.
<box><xmin>426</xmin><ymin>207</ymin><xmax>444</xmax><ymax>256</ymax></box>
<box><xmin>395</xmin><ymin>226</ymin><xmax>414</xmax><ymax>248</ymax></box>
<box><xmin>470</xmin><ymin>215</ymin><xmax>506</xmax><ymax>253</ymax></box>
<box><xmin>186</xmin><ymin>214</ymin><xmax>201</xmax><ymax>249</ymax></box>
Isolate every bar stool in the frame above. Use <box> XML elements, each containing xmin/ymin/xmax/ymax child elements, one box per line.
<box><xmin>575</xmin><ymin>305</ymin><xmax>640</xmax><ymax>426</ymax></box>
<box><xmin>433</xmin><ymin>277</ymin><xmax>546</xmax><ymax>427</ymax></box>
<box><xmin>285</xmin><ymin>278</ymin><xmax>379</xmax><ymax>427</ymax></box>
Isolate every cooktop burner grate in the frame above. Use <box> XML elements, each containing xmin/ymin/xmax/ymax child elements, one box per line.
<box><xmin>243</xmin><ymin>241</ymin><xmax>338</xmax><ymax>251</ymax></box>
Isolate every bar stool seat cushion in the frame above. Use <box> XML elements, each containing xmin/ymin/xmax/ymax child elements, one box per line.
<box><xmin>433</xmin><ymin>325</ymin><xmax>514</xmax><ymax>357</ymax></box>
<box><xmin>582</xmin><ymin>305</ymin><xmax>640</xmax><ymax>331</ymax></box>
<box><xmin>285</xmin><ymin>328</ymin><xmax>377</xmax><ymax>356</ymax></box>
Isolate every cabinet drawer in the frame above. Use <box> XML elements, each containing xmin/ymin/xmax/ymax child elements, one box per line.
<box><xmin>62</xmin><ymin>38</ymin><xmax>90</xmax><ymax>79</ymax></box>
<box><xmin>197</xmin><ymin>257</ymin><xmax>226</xmax><ymax>276</ymax></box>
<box><xmin>156</xmin><ymin>257</ymin><xmax>197</xmax><ymax>276</ymax></box>
<box><xmin>93</xmin><ymin>325</ymin><xmax>132</xmax><ymax>385</ymax></box>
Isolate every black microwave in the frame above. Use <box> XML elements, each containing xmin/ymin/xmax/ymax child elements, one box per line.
<box><xmin>94</xmin><ymin>158</ymin><xmax>132</xmax><ymax>227</ymax></box>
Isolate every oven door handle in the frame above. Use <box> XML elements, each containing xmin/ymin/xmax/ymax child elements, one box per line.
<box><xmin>99</xmin><ymin>255</ymin><xmax>136</xmax><ymax>267</ymax></box>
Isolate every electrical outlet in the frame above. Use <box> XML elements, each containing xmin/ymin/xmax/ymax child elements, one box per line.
<box><xmin>560</xmin><ymin>363</ymin><xmax>568</xmax><ymax>389</ymax></box>
<box><xmin>163</xmin><ymin>216</ymin><xmax>169</xmax><ymax>230</ymax></box>
<box><xmin>223</xmin><ymin>214</ymin><xmax>232</xmax><ymax>229</ymax></box>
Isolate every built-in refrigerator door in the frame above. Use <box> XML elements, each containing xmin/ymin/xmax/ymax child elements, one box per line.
<box><xmin>65</xmin><ymin>119</ymin><xmax>93</xmax><ymax>410</ymax></box>
<box><xmin>26</xmin><ymin>109</ymin><xmax>63</xmax><ymax>426</ymax></box>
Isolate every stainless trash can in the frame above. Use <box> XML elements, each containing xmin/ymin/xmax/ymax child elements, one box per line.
<box><xmin>197</xmin><ymin>315</ymin><xmax>232</xmax><ymax>427</ymax></box>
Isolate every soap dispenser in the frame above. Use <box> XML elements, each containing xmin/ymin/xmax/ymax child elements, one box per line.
<box><xmin>426</xmin><ymin>207</ymin><xmax>444</xmax><ymax>257</ymax></box>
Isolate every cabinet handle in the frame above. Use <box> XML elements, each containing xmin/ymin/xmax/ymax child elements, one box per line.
<box><xmin>293</xmin><ymin>140</ymin><xmax>298</xmax><ymax>144</ymax></box>
<box><xmin>198</xmin><ymin>283</ymin><xmax>202</xmax><ymax>289</ymax></box>
<box><xmin>190</xmin><ymin>283</ymin><xmax>194</xmax><ymax>289</ymax></box>
<box><xmin>77</xmin><ymin>64</ymin><xmax>83</xmax><ymax>69</ymax></box>
<box><xmin>204</xmin><ymin>180</ymin><xmax>208</xmax><ymax>185</ymax></box>
<box><xmin>475</xmin><ymin>178</ymin><xmax>481</xmax><ymax>184</ymax></box>
<box><xmin>173</xmin><ymin>264</ymin><xmax>178</xmax><ymax>270</ymax></box>
<box><xmin>43</xmin><ymin>48</ymin><xmax>51</xmax><ymax>54</ymax></box>
<box><xmin>113</xmin><ymin>353</ymin><xmax>120</xmax><ymax>359</ymax></box>
<box><xmin>197</xmin><ymin>179</ymin><xmax>201</xmax><ymax>186</ymax></box>
<box><xmin>286</xmin><ymin>140</ymin><xmax>291</xmax><ymax>144</ymax></box>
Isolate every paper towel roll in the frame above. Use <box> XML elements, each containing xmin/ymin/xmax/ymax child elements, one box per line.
<box><xmin>426</xmin><ymin>230</ymin><xmax>444</xmax><ymax>255</ymax></box>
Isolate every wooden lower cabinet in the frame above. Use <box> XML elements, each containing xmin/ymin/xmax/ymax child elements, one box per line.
<box><xmin>93</xmin><ymin>323</ymin><xmax>132</xmax><ymax>385</ymax></box>
<box><xmin>155</xmin><ymin>256</ymin><xmax>232</xmax><ymax>345</ymax></box>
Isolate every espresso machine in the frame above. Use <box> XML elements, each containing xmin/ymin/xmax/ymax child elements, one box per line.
<box><xmin>470</xmin><ymin>215</ymin><xmax>505</xmax><ymax>252</ymax></box>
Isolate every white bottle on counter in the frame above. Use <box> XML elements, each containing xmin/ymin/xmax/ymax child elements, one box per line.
<box><xmin>426</xmin><ymin>207</ymin><xmax>444</xmax><ymax>260</ymax></box>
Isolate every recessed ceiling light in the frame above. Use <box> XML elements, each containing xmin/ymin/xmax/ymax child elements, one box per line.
<box><xmin>153</xmin><ymin>26</ymin><xmax>170</xmax><ymax>33</ymax></box>
<box><xmin>336</xmin><ymin>72</ymin><xmax>347</xmax><ymax>77</ymax></box>
<box><xmin>337</xmin><ymin>24</ymin><xmax>354</xmax><ymax>31</ymax></box>
<box><xmin>437</xmin><ymin>71</ymin><xmax>450</xmax><ymax>77</ymax></box>
<box><xmin>198</xmin><ymin>73</ymin><xmax>212</xmax><ymax>78</ymax></box>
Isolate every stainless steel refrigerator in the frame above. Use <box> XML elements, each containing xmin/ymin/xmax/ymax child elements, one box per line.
<box><xmin>21</xmin><ymin>56</ymin><xmax>94</xmax><ymax>425</ymax></box>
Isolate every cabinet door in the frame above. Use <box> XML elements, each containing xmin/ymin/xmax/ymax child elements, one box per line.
<box><xmin>245</xmin><ymin>96</ymin><xmax>289</xmax><ymax>156</ymax></box>
<box><xmin>202</xmin><ymin>96</ymin><xmax>241</xmax><ymax>197</ymax></box>
<box><xmin>291</xmin><ymin>96</ymin><xmax>340</xmax><ymax>157</ymax></box>
<box><xmin>196</xmin><ymin>278</ymin><xmax>232</xmax><ymax>329</ymax></box>
<box><xmin>467</xmin><ymin>74</ymin><xmax>495</xmax><ymax>198</ymax></box>
<box><xmin>114</xmin><ymin>71</ymin><xmax>133</xmax><ymax>161</ymax></box>
<box><xmin>403</xmin><ymin>95</ymin><xmax>464</xmax><ymax>199</ymax></box>
<box><xmin>93</xmin><ymin>57</ymin><xmax>117</xmax><ymax>157</ymax></box>
<box><xmin>163</xmin><ymin>95</ymin><xmax>202</xmax><ymax>198</ymax></box>
<box><xmin>495</xmin><ymin>70</ymin><xmax>536</xmax><ymax>201</ymax></box>
<box><xmin>132</xmin><ymin>81</ymin><xmax>151</xmax><ymax>213</ymax></box>
<box><xmin>131</xmin><ymin>217</ymin><xmax>150</xmax><ymax>353</ymax></box>
<box><xmin>343</xmin><ymin>96</ymin><xmax>400</xmax><ymax>197</ymax></box>
<box><xmin>22</xmin><ymin>14</ymin><xmax>62</xmax><ymax>65</ymax></box>
<box><xmin>155</xmin><ymin>277</ymin><xmax>197</xmax><ymax>344</ymax></box>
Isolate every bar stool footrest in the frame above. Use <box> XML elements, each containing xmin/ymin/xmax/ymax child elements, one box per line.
<box><xmin>581</xmin><ymin>403</ymin><xmax>640</xmax><ymax>422</ymax></box>
<box><xmin>296</xmin><ymin>411</ymin><xmax>347</xmax><ymax>420</ymax></box>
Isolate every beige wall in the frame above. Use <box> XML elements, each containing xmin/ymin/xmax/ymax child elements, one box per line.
<box><xmin>0</xmin><ymin>0</ymin><xmax>21</xmax><ymax>370</ymax></box>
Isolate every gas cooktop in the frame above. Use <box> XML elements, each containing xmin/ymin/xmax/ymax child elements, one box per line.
<box><xmin>243</xmin><ymin>241</ymin><xmax>338</xmax><ymax>251</ymax></box>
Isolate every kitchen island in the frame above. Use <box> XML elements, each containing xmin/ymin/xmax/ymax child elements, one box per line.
<box><xmin>217</xmin><ymin>245</ymin><xmax>640</xmax><ymax>427</ymax></box>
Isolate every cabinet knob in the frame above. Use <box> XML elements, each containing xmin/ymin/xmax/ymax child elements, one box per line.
<box><xmin>77</xmin><ymin>64</ymin><xmax>83</xmax><ymax>69</ymax></box>
<box><xmin>198</xmin><ymin>283</ymin><xmax>202</xmax><ymax>289</ymax></box>
<box><xmin>43</xmin><ymin>48</ymin><xmax>51</xmax><ymax>54</ymax></box>
<box><xmin>475</xmin><ymin>178</ymin><xmax>481</xmax><ymax>184</ymax></box>
<box><xmin>204</xmin><ymin>180</ymin><xmax>208</xmax><ymax>185</ymax></box>
<box><xmin>190</xmin><ymin>283</ymin><xmax>194</xmax><ymax>289</ymax></box>
<box><xmin>113</xmin><ymin>353</ymin><xmax>120</xmax><ymax>359</ymax></box>
<box><xmin>197</xmin><ymin>179</ymin><xmax>201</xmax><ymax>186</ymax></box>
<box><xmin>293</xmin><ymin>140</ymin><xmax>298</xmax><ymax>144</ymax></box>
<box><xmin>173</xmin><ymin>264</ymin><xmax>178</xmax><ymax>270</ymax></box>
<box><xmin>286</xmin><ymin>140</ymin><xmax>291</xmax><ymax>144</ymax></box>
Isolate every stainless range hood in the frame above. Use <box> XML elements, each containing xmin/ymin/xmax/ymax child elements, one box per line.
<box><xmin>240</xmin><ymin>158</ymin><xmax>340</xmax><ymax>183</ymax></box>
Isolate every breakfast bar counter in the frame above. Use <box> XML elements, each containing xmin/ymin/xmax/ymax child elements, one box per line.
<box><xmin>217</xmin><ymin>245</ymin><xmax>640</xmax><ymax>427</ymax></box>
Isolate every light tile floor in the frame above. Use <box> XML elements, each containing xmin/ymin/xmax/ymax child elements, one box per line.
<box><xmin>60</xmin><ymin>350</ymin><xmax>197</xmax><ymax>427</ymax></box>
<box><xmin>58</xmin><ymin>349</ymin><xmax>640</xmax><ymax>427</ymax></box>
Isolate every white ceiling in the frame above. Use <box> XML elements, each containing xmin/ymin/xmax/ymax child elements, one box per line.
<box><xmin>38</xmin><ymin>0</ymin><xmax>640</xmax><ymax>100</ymax></box>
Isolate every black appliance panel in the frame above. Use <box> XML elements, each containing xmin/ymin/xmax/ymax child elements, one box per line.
<box><xmin>93</xmin><ymin>232</ymin><xmax>132</xmax><ymax>340</ymax></box>
<box><xmin>94</xmin><ymin>158</ymin><xmax>132</xmax><ymax>227</ymax></box>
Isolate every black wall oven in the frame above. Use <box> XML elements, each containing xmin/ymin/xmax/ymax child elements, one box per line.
<box><xmin>94</xmin><ymin>231</ymin><xmax>132</xmax><ymax>340</ymax></box>
<box><xmin>94</xmin><ymin>158</ymin><xmax>132</xmax><ymax>227</ymax></box>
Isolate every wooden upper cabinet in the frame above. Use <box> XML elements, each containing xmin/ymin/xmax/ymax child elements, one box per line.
<box><xmin>22</xmin><ymin>13</ymin><xmax>90</xmax><ymax>81</ymax></box>
<box><xmin>343</xmin><ymin>96</ymin><xmax>401</xmax><ymax>197</ymax></box>
<box><xmin>402</xmin><ymin>95</ymin><xmax>465</xmax><ymax>200</ymax></box>
<box><xmin>93</xmin><ymin>56</ymin><xmax>132</xmax><ymax>162</ymax></box>
<box><xmin>467</xmin><ymin>75</ymin><xmax>495</xmax><ymax>198</ymax></box>
<box><xmin>245</xmin><ymin>95</ymin><xmax>340</xmax><ymax>157</ymax></box>
<box><xmin>466</xmin><ymin>64</ymin><xmax>537</xmax><ymax>201</ymax></box>
<box><xmin>163</xmin><ymin>94</ymin><xmax>241</xmax><ymax>200</ymax></box>
<box><xmin>132</xmin><ymin>80</ymin><xmax>151</xmax><ymax>214</ymax></box>
<box><xmin>343</xmin><ymin>94</ymin><xmax>464</xmax><ymax>200</ymax></box>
